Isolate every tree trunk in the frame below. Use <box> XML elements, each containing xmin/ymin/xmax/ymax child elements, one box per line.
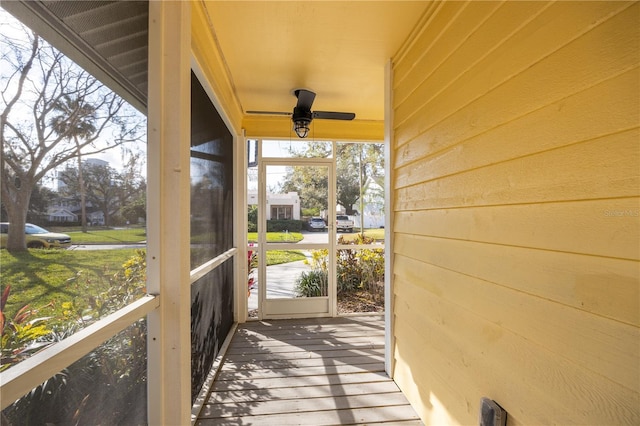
<box><xmin>76</xmin><ymin>138</ymin><xmax>87</xmax><ymax>232</ymax></box>
<box><xmin>4</xmin><ymin>184</ymin><xmax>32</xmax><ymax>252</ymax></box>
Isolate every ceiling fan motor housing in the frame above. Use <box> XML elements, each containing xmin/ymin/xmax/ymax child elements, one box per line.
<box><xmin>292</xmin><ymin>106</ymin><xmax>313</xmax><ymax>124</ymax></box>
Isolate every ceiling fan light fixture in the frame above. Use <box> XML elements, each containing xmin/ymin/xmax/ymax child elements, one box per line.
<box><xmin>293</xmin><ymin>118</ymin><xmax>310</xmax><ymax>138</ymax></box>
<box><xmin>292</xmin><ymin>106</ymin><xmax>313</xmax><ymax>138</ymax></box>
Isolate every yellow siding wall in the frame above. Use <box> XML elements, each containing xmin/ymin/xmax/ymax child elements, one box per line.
<box><xmin>391</xmin><ymin>2</ymin><xmax>639</xmax><ymax>425</ymax></box>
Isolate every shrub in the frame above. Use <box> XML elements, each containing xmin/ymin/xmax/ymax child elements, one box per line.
<box><xmin>2</xmin><ymin>250</ymin><xmax>148</xmax><ymax>425</ymax></box>
<box><xmin>266</xmin><ymin>219</ymin><xmax>303</xmax><ymax>232</ymax></box>
<box><xmin>295</xmin><ymin>269</ymin><xmax>328</xmax><ymax>297</ymax></box>
<box><xmin>247</xmin><ymin>205</ymin><xmax>257</xmax><ymax>232</ymax></box>
<box><xmin>336</xmin><ymin>235</ymin><xmax>384</xmax><ymax>299</ymax></box>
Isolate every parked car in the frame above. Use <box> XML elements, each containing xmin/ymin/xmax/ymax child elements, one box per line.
<box><xmin>0</xmin><ymin>223</ymin><xmax>71</xmax><ymax>249</ymax></box>
<box><xmin>307</xmin><ymin>217</ymin><xmax>326</xmax><ymax>231</ymax></box>
<box><xmin>336</xmin><ymin>215</ymin><xmax>354</xmax><ymax>233</ymax></box>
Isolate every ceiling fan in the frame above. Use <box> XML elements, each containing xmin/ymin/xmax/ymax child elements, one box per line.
<box><xmin>246</xmin><ymin>89</ymin><xmax>356</xmax><ymax>138</ymax></box>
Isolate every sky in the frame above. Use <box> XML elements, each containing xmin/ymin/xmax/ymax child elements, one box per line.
<box><xmin>0</xmin><ymin>7</ymin><xmax>147</xmax><ymax>190</ymax></box>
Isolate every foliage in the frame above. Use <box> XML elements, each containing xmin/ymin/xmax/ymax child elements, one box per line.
<box><xmin>1</xmin><ymin>250</ymin><xmax>148</xmax><ymax>424</ymax></box>
<box><xmin>336</xmin><ymin>235</ymin><xmax>384</xmax><ymax>300</ymax></box>
<box><xmin>58</xmin><ymin>160</ymin><xmax>145</xmax><ymax>227</ymax></box>
<box><xmin>0</xmin><ymin>12</ymin><xmax>145</xmax><ymax>250</ymax></box>
<box><xmin>305</xmin><ymin>248</ymin><xmax>328</xmax><ymax>272</ymax></box>
<box><xmin>301</xmin><ymin>235</ymin><xmax>384</xmax><ymax>300</ymax></box>
<box><xmin>281</xmin><ymin>142</ymin><xmax>384</xmax><ymax>216</ymax></box>
<box><xmin>0</xmin><ymin>248</ymin><xmax>139</xmax><ymax>320</ymax></box>
<box><xmin>247</xmin><ymin>205</ymin><xmax>258</xmax><ymax>232</ymax></box>
<box><xmin>247</xmin><ymin>244</ymin><xmax>258</xmax><ymax>296</ymax></box>
<box><xmin>294</xmin><ymin>270</ymin><xmax>328</xmax><ymax>297</ymax></box>
<box><xmin>0</xmin><ymin>285</ymin><xmax>55</xmax><ymax>372</ymax></box>
<box><xmin>301</xmin><ymin>207</ymin><xmax>319</xmax><ymax>217</ymax></box>
<box><xmin>266</xmin><ymin>219</ymin><xmax>304</xmax><ymax>232</ymax></box>
<box><xmin>280</xmin><ymin>164</ymin><xmax>328</xmax><ymax>214</ymax></box>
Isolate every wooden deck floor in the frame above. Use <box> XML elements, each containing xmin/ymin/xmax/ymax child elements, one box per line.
<box><xmin>196</xmin><ymin>315</ymin><xmax>423</xmax><ymax>425</ymax></box>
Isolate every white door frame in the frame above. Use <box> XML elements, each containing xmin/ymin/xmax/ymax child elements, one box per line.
<box><xmin>258</xmin><ymin>156</ymin><xmax>336</xmax><ymax>319</ymax></box>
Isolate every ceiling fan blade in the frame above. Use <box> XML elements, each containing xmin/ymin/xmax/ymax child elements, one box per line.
<box><xmin>294</xmin><ymin>89</ymin><xmax>316</xmax><ymax>110</ymax></box>
<box><xmin>245</xmin><ymin>111</ymin><xmax>292</xmax><ymax>116</ymax></box>
<box><xmin>313</xmin><ymin>111</ymin><xmax>356</xmax><ymax>120</ymax></box>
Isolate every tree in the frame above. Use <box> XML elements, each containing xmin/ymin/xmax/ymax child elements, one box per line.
<box><xmin>0</xmin><ymin>19</ymin><xmax>144</xmax><ymax>250</ymax></box>
<box><xmin>58</xmin><ymin>156</ymin><xmax>146</xmax><ymax>227</ymax></box>
<box><xmin>0</xmin><ymin>182</ymin><xmax>54</xmax><ymax>223</ymax></box>
<box><xmin>281</xmin><ymin>142</ymin><xmax>384</xmax><ymax>216</ymax></box>
<box><xmin>50</xmin><ymin>95</ymin><xmax>97</xmax><ymax>232</ymax></box>
<box><xmin>281</xmin><ymin>165</ymin><xmax>328</xmax><ymax>214</ymax></box>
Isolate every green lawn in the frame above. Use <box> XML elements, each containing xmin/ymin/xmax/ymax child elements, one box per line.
<box><xmin>1</xmin><ymin>248</ymin><xmax>138</xmax><ymax>319</ymax></box>
<box><xmin>247</xmin><ymin>232</ymin><xmax>303</xmax><ymax>243</ymax></box>
<box><xmin>266</xmin><ymin>250</ymin><xmax>307</xmax><ymax>265</ymax></box>
<box><xmin>64</xmin><ymin>228</ymin><xmax>147</xmax><ymax>244</ymax></box>
<box><xmin>338</xmin><ymin>228</ymin><xmax>385</xmax><ymax>242</ymax></box>
<box><xmin>1</xmin><ymin>244</ymin><xmax>306</xmax><ymax>318</ymax></box>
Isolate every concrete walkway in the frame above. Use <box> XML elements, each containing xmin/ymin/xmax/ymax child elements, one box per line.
<box><xmin>248</xmin><ymin>254</ymin><xmax>313</xmax><ymax>310</ymax></box>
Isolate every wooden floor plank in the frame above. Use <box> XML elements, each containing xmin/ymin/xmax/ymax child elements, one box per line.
<box><xmin>196</xmin><ymin>405</ymin><xmax>421</xmax><ymax>425</ymax></box>
<box><xmin>208</xmin><ymin>381</ymin><xmax>402</xmax><ymax>404</ymax></box>
<box><xmin>211</xmin><ymin>371</ymin><xmax>392</xmax><ymax>391</ymax></box>
<box><xmin>222</xmin><ymin>354</ymin><xmax>385</xmax><ymax>370</ymax></box>
<box><xmin>198</xmin><ymin>316</ymin><xmax>423</xmax><ymax>425</ymax></box>
<box><xmin>217</xmin><ymin>362</ymin><xmax>386</xmax><ymax>380</ymax></box>
<box><xmin>226</xmin><ymin>347</ymin><xmax>384</xmax><ymax>362</ymax></box>
<box><xmin>201</xmin><ymin>392</ymin><xmax>413</xmax><ymax>418</ymax></box>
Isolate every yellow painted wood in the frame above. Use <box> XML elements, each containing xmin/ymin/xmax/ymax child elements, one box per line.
<box><xmin>395</xmin><ymin>129</ymin><xmax>640</xmax><ymax>211</ymax></box>
<box><xmin>394</xmin><ymin>198</ymin><xmax>640</xmax><ymax>260</ymax></box>
<box><xmin>395</xmin><ymin>233</ymin><xmax>640</xmax><ymax>327</ymax></box>
<box><xmin>394</xmin><ymin>255</ymin><xmax>639</xmax><ymax>390</ymax></box>
<box><xmin>391</xmin><ymin>2</ymin><xmax>640</xmax><ymax>425</ymax></box>
<box><xmin>191</xmin><ymin>2</ymin><xmax>243</xmax><ymax>133</ymax></box>
<box><xmin>394</xmin><ymin>0</ymin><xmax>514</xmax><ymax>105</ymax></box>
<box><xmin>392</xmin><ymin>1</ymin><xmax>469</xmax><ymax>87</ymax></box>
<box><xmin>394</xmin><ymin>2</ymin><xmax>637</xmax><ymax>148</ymax></box>
<box><xmin>393</xmin><ymin>280</ymin><xmax>640</xmax><ymax>425</ymax></box>
<box><xmin>242</xmin><ymin>115</ymin><xmax>384</xmax><ymax>141</ymax></box>
<box><xmin>395</xmin><ymin>68</ymin><xmax>639</xmax><ymax>185</ymax></box>
<box><xmin>394</xmin><ymin>1</ymin><xmax>623</xmax><ymax>121</ymax></box>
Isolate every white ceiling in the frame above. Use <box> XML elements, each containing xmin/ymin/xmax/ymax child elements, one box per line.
<box><xmin>203</xmin><ymin>1</ymin><xmax>430</xmax><ymax>122</ymax></box>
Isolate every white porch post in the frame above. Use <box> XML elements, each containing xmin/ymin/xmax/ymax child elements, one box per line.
<box><xmin>384</xmin><ymin>60</ymin><xmax>396</xmax><ymax>377</ymax></box>
<box><xmin>147</xmin><ymin>1</ymin><xmax>192</xmax><ymax>425</ymax></box>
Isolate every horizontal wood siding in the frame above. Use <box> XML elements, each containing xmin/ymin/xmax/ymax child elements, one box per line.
<box><xmin>391</xmin><ymin>2</ymin><xmax>640</xmax><ymax>425</ymax></box>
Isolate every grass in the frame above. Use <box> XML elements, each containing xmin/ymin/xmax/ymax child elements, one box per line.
<box><xmin>1</xmin><ymin>248</ymin><xmax>137</xmax><ymax>318</ymax></box>
<box><xmin>1</xmin><ymin>245</ymin><xmax>306</xmax><ymax>318</ymax></box>
<box><xmin>63</xmin><ymin>228</ymin><xmax>146</xmax><ymax>244</ymax></box>
<box><xmin>247</xmin><ymin>232</ymin><xmax>303</xmax><ymax>243</ymax></box>
<box><xmin>337</xmin><ymin>228</ymin><xmax>385</xmax><ymax>242</ymax></box>
<box><xmin>266</xmin><ymin>250</ymin><xmax>307</xmax><ymax>265</ymax></box>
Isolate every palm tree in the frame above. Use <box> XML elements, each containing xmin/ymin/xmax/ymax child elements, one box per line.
<box><xmin>50</xmin><ymin>95</ymin><xmax>97</xmax><ymax>232</ymax></box>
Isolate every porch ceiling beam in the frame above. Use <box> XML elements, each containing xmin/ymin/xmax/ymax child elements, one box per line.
<box><xmin>243</xmin><ymin>115</ymin><xmax>384</xmax><ymax>141</ymax></box>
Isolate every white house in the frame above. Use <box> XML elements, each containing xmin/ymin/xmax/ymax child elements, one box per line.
<box><xmin>247</xmin><ymin>191</ymin><xmax>300</xmax><ymax>220</ymax></box>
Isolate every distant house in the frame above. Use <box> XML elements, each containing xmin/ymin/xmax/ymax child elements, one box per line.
<box><xmin>247</xmin><ymin>191</ymin><xmax>300</xmax><ymax>220</ymax></box>
<box><xmin>46</xmin><ymin>208</ymin><xmax>77</xmax><ymax>223</ymax></box>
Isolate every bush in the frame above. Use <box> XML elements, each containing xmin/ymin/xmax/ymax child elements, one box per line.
<box><xmin>2</xmin><ymin>250</ymin><xmax>148</xmax><ymax>425</ymax></box>
<box><xmin>336</xmin><ymin>235</ymin><xmax>384</xmax><ymax>299</ymax></box>
<box><xmin>303</xmin><ymin>236</ymin><xmax>384</xmax><ymax>300</ymax></box>
<box><xmin>247</xmin><ymin>205</ymin><xmax>257</xmax><ymax>232</ymax></box>
<box><xmin>295</xmin><ymin>269</ymin><xmax>328</xmax><ymax>297</ymax></box>
<box><xmin>266</xmin><ymin>219</ymin><xmax>303</xmax><ymax>232</ymax></box>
